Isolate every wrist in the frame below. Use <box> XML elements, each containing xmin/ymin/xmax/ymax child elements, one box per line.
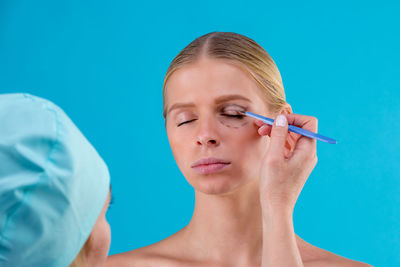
<box><xmin>260</xmin><ymin>192</ymin><xmax>294</xmax><ymax>212</ymax></box>
<box><xmin>262</xmin><ymin>208</ymin><xmax>293</xmax><ymax>221</ymax></box>
<box><xmin>260</xmin><ymin>199</ymin><xmax>294</xmax><ymax>223</ymax></box>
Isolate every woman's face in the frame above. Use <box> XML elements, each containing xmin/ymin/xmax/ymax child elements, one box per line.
<box><xmin>165</xmin><ymin>57</ymin><xmax>273</xmax><ymax>195</ymax></box>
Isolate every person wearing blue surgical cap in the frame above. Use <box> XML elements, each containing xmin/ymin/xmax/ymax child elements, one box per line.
<box><xmin>0</xmin><ymin>93</ymin><xmax>111</xmax><ymax>267</ymax></box>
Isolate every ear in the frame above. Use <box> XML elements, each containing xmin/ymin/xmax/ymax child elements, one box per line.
<box><xmin>280</xmin><ymin>103</ymin><xmax>293</xmax><ymax>115</ymax></box>
<box><xmin>279</xmin><ymin>103</ymin><xmax>297</xmax><ymax>158</ymax></box>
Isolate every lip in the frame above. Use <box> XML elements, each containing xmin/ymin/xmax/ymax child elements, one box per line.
<box><xmin>191</xmin><ymin>157</ymin><xmax>231</xmax><ymax>175</ymax></box>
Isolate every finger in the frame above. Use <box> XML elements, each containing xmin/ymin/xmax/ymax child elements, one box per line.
<box><xmin>254</xmin><ymin>119</ymin><xmax>266</xmax><ymax>127</ymax></box>
<box><xmin>287</xmin><ymin>131</ymin><xmax>302</xmax><ymax>152</ymax></box>
<box><xmin>283</xmin><ymin>113</ymin><xmax>317</xmax><ymax>156</ymax></box>
<box><xmin>254</xmin><ymin>119</ymin><xmax>272</xmax><ymax>136</ymax></box>
<box><xmin>292</xmin><ymin>136</ymin><xmax>317</xmax><ymax>159</ymax></box>
<box><xmin>290</xmin><ymin>116</ymin><xmax>318</xmax><ymax>161</ymax></box>
<box><xmin>258</xmin><ymin>124</ymin><xmax>272</xmax><ymax>136</ymax></box>
<box><xmin>266</xmin><ymin>114</ymin><xmax>289</xmax><ymax>160</ymax></box>
<box><xmin>285</xmin><ymin>113</ymin><xmax>317</xmax><ymax>133</ymax></box>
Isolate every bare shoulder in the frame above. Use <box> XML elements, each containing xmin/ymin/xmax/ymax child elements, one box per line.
<box><xmin>298</xmin><ymin>236</ymin><xmax>373</xmax><ymax>267</ymax></box>
<box><xmin>304</xmin><ymin>256</ymin><xmax>373</xmax><ymax>267</ymax></box>
<box><xmin>106</xmin><ymin>247</ymin><xmax>154</xmax><ymax>267</ymax></box>
<box><xmin>106</xmin><ymin>245</ymin><xmax>176</xmax><ymax>267</ymax></box>
<box><xmin>106</xmin><ymin>234</ymin><xmax>189</xmax><ymax>267</ymax></box>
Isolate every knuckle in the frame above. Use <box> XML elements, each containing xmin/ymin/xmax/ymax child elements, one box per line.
<box><xmin>305</xmin><ymin>153</ymin><xmax>314</xmax><ymax>162</ymax></box>
<box><xmin>303</xmin><ymin>152</ymin><xmax>315</xmax><ymax>162</ymax></box>
<box><xmin>312</xmin><ymin>155</ymin><xmax>318</xmax><ymax>168</ymax></box>
<box><xmin>311</xmin><ymin>146</ymin><xmax>317</xmax><ymax>157</ymax></box>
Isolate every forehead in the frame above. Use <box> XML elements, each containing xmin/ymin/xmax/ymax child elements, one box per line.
<box><xmin>165</xmin><ymin>58</ymin><xmax>265</xmax><ymax>106</ymax></box>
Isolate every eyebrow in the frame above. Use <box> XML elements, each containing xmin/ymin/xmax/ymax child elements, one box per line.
<box><xmin>166</xmin><ymin>94</ymin><xmax>252</xmax><ymax>115</ymax></box>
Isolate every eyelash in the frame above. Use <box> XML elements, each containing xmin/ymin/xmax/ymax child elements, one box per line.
<box><xmin>108</xmin><ymin>195</ymin><xmax>115</xmax><ymax>211</ymax></box>
<box><xmin>177</xmin><ymin>119</ymin><xmax>196</xmax><ymax>127</ymax></box>
<box><xmin>177</xmin><ymin>113</ymin><xmax>244</xmax><ymax>127</ymax></box>
<box><xmin>221</xmin><ymin>113</ymin><xmax>244</xmax><ymax>119</ymax></box>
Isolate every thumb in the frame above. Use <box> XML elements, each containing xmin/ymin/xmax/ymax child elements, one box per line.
<box><xmin>267</xmin><ymin>114</ymin><xmax>289</xmax><ymax>160</ymax></box>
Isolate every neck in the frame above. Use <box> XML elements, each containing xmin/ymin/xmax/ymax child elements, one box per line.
<box><xmin>181</xmin><ymin>178</ymin><xmax>263</xmax><ymax>265</ymax></box>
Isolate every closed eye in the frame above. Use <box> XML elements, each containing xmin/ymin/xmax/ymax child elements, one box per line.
<box><xmin>177</xmin><ymin>119</ymin><xmax>197</xmax><ymax>127</ymax></box>
<box><xmin>221</xmin><ymin>113</ymin><xmax>245</xmax><ymax>119</ymax></box>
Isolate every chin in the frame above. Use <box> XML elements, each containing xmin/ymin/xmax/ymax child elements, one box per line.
<box><xmin>188</xmin><ymin>172</ymin><xmax>247</xmax><ymax>195</ymax></box>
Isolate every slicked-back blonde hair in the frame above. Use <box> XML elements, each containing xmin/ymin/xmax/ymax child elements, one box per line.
<box><xmin>162</xmin><ymin>32</ymin><xmax>287</xmax><ymax>119</ymax></box>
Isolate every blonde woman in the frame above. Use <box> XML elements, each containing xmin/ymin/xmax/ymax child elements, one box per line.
<box><xmin>0</xmin><ymin>93</ymin><xmax>111</xmax><ymax>267</ymax></box>
<box><xmin>107</xmin><ymin>32</ymin><xmax>371</xmax><ymax>266</ymax></box>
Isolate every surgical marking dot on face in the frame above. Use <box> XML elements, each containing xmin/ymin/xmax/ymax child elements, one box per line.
<box><xmin>218</xmin><ymin>104</ymin><xmax>250</xmax><ymax>128</ymax></box>
<box><xmin>219</xmin><ymin>119</ymin><xmax>248</xmax><ymax>129</ymax></box>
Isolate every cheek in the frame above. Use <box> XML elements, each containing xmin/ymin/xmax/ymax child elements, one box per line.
<box><xmin>87</xmin><ymin>218</ymin><xmax>111</xmax><ymax>260</ymax></box>
<box><xmin>232</xmin><ymin>124</ymin><xmax>269</xmax><ymax>169</ymax></box>
<box><xmin>228</xmin><ymin>121</ymin><xmax>261</xmax><ymax>143</ymax></box>
<box><xmin>100</xmin><ymin>220</ymin><xmax>111</xmax><ymax>247</ymax></box>
<box><xmin>167</xmin><ymin>128</ymin><xmax>191</xmax><ymax>165</ymax></box>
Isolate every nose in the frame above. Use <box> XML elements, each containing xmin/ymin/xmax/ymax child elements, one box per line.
<box><xmin>196</xmin><ymin>116</ymin><xmax>220</xmax><ymax>147</ymax></box>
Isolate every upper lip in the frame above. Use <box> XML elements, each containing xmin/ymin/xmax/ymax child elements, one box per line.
<box><xmin>191</xmin><ymin>157</ymin><xmax>231</xmax><ymax>168</ymax></box>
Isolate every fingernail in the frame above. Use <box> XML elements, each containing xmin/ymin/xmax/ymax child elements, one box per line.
<box><xmin>275</xmin><ymin>114</ymin><xmax>287</xmax><ymax>127</ymax></box>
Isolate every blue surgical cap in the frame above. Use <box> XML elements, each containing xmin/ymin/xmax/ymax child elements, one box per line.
<box><xmin>0</xmin><ymin>93</ymin><xmax>110</xmax><ymax>267</ymax></box>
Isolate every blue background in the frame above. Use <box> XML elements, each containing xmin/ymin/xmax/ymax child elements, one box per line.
<box><xmin>1</xmin><ymin>1</ymin><xmax>399</xmax><ymax>266</ymax></box>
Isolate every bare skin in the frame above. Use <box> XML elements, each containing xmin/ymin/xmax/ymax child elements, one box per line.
<box><xmin>69</xmin><ymin>192</ymin><xmax>111</xmax><ymax>267</ymax></box>
<box><xmin>107</xmin><ymin>57</ymin><xmax>371</xmax><ymax>267</ymax></box>
<box><xmin>85</xmin><ymin>192</ymin><xmax>112</xmax><ymax>267</ymax></box>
